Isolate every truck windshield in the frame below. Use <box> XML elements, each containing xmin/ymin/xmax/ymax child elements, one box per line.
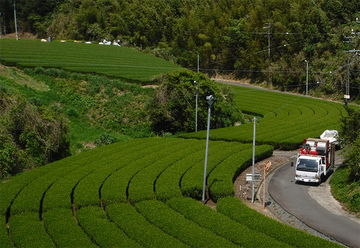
<box><xmin>296</xmin><ymin>158</ymin><xmax>318</xmax><ymax>172</ymax></box>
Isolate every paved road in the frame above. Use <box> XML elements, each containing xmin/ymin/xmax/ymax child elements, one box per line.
<box><xmin>269</xmin><ymin>158</ymin><xmax>360</xmax><ymax>248</ymax></box>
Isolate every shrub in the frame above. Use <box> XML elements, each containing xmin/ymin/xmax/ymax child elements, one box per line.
<box><xmin>135</xmin><ymin>200</ymin><xmax>237</xmax><ymax>248</ymax></box>
<box><xmin>9</xmin><ymin>212</ymin><xmax>55</xmax><ymax>248</ymax></box>
<box><xmin>106</xmin><ymin>203</ymin><xmax>188</xmax><ymax>248</ymax></box>
<box><xmin>76</xmin><ymin>206</ymin><xmax>141</xmax><ymax>247</ymax></box>
<box><xmin>43</xmin><ymin>208</ymin><xmax>96</xmax><ymax>247</ymax></box>
<box><xmin>208</xmin><ymin>145</ymin><xmax>273</xmax><ymax>202</ymax></box>
<box><xmin>167</xmin><ymin>197</ymin><xmax>291</xmax><ymax>247</ymax></box>
<box><xmin>128</xmin><ymin>138</ymin><xmax>198</xmax><ymax>203</ymax></box>
<box><xmin>217</xmin><ymin>197</ymin><xmax>342</xmax><ymax>248</ymax></box>
<box><xmin>0</xmin><ymin>90</ymin><xmax>71</xmax><ymax>178</ymax></box>
<box><xmin>0</xmin><ymin>215</ymin><xmax>12</xmax><ymax>247</ymax></box>
<box><xmin>181</xmin><ymin>141</ymin><xmax>249</xmax><ymax>200</ymax></box>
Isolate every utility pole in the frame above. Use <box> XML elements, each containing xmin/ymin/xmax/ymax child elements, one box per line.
<box><xmin>263</xmin><ymin>23</ymin><xmax>271</xmax><ymax>61</ymax></box>
<box><xmin>202</xmin><ymin>95</ymin><xmax>214</xmax><ymax>204</ymax></box>
<box><xmin>13</xmin><ymin>0</ymin><xmax>18</xmax><ymax>40</ymax></box>
<box><xmin>251</xmin><ymin>117</ymin><xmax>257</xmax><ymax>203</ymax></box>
<box><xmin>342</xmin><ymin>18</ymin><xmax>360</xmax><ymax>105</ymax></box>
<box><xmin>194</xmin><ymin>81</ymin><xmax>199</xmax><ymax>132</ymax></box>
<box><xmin>263</xmin><ymin>23</ymin><xmax>272</xmax><ymax>85</ymax></box>
<box><xmin>0</xmin><ymin>13</ymin><xmax>2</xmax><ymax>39</ymax></box>
<box><xmin>305</xmin><ymin>60</ymin><xmax>309</xmax><ymax>96</ymax></box>
<box><xmin>197</xmin><ymin>52</ymin><xmax>199</xmax><ymax>73</ymax></box>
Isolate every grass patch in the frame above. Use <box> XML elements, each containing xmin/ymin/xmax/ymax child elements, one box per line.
<box><xmin>330</xmin><ymin>166</ymin><xmax>360</xmax><ymax>215</ymax></box>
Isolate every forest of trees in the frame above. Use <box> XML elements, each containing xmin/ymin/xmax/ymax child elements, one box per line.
<box><xmin>0</xmin><ymin>0</ymin><xmax>359</xmax><ymax>101</ymax></box>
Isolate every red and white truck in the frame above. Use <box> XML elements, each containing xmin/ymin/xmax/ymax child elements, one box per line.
<box><xmin>292</xmin><ymin>137</ymin><xmax>336</xmax><ymax>184</ymax></box>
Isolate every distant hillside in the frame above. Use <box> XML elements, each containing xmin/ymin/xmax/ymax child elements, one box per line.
<box><xmin>0</xmin><ymin>0</ymin><xmax>359</xmax><ymax>102</ymax></box>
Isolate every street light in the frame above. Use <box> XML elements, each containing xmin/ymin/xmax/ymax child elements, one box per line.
<box><xmin>194</xmin><ymin>81</ymin><xmax>199</xmax><ymax>132</ymax></box>
<box><xmin>305</xmin><ymin>60</ymin><xmax>309</xmax><ymax>96</ymax></box>
<box><xmin>202</xmin><ymin>95</ymin><xmax>214</xmax><ymax>204</ymax></box>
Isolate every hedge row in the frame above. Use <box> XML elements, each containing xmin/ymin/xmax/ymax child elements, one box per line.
<box><xmin>76</xmin><ymin>206</ymin><xmax>141</xmax><ymax>247</ymax></box>
<box><xmin>43</xmin><ymin>208</ymin><xmax>96</xmax><ymax>247</ymax></box>
<box><xmin>208</xmin><ymin>145</ymin><xmax>274</xmax><ymax>202</ymax></box>
<box><xmin>0</xmin><ymin>215</ymin><xmax>12</xmax><ymax>248</ymax></box>
<box><xmin>106</xmin><ymin>203</ymin><xmax>189</xmax><ymax>248</ymax></box>
<box><xmin>135</xmin><ymin>200</ymin><xmax>238</xmax><ymax>248</ymax></box>
<box><xmin>166</xmin><ymin>197</ymin><xmax>291</xmax><ymax>247</ymax></box>
<box><xmin>0</xmin><ymin>40</ymin><xmax>181</xmax><ymax>82</ymax></box>
<box><xmin>179</xmin><ymin>87</ymin><xmax>347</xmax><ymax>150</ymax></box>
<box><xmin>155</xmin><ymin>146</ymin><xmax>205</xmax><ymax>202</ymax></box>
<box><xmin>101</xmin><ymin>138</ymin><xmax>183</xmax><ymax>206</ymax></box>
<box><xmin>73</xmin><ymin>137</ymin><xmax>159</xmax><ymax>209</ymax></box>
<box><xmin>127</xmin><ymin>139</ymin><xmax>204</xmax><ymax>204</ymax></box>
<box><xmin>10</xmin><ymin>142</ymin><xmax>123</xmax><ymax>216</ymax></box>
<box><xmin>217</xmin><ymin>197</ymin><xmax>343</xmax><ymax>248</ymax></box>
<box><xmin>180</xmin><ymin>142</ymin><xmax>251</xmax><ymax>199</ymax></box>
<box><xmin>8</xmin><ymin>212</ymin><xmax>55</xmax><ymax>248</ymax></box>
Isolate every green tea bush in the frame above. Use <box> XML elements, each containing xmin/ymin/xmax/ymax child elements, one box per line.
<box><xmin>73</xmin><ymin>139</ymin><xmax>156</xmax><ymax>209</ymax></box>
<box><xmin>101</xmin><ymin>138</ymin><xmax>176</xmax><ymax>206</ymax></box>
<box><xmin>77</xmin><ymin>206</ymin><xmax>141</xmax><ymax>247</ymax></box>
<box><xmin>43</xmin><ymin>208</ymin><xmax>96</xmax><ymax>247</ymax></box>
<box><xmin>128</xmin><ymin>139</ymin><xmax>202</xmax><ymax>203</ymax></box>
<box><xmin>106</xmin><ymin>203</ymin><xmax>188</xmax><ymax>248</ymax></box>
<box><xmin>167</xmin><ymin>197</ymin><xmax>291</xmax><ymax>247</ymax></box>
<box><xmin>208</xmin><ymin>145</ymin><xmax>273</xmax><ymax>202</ymax></box>
<box><xmin>42</xmin><ymin>144</ymin><xmax>120</xmax><ymax>211</ymax></box>
<box><xmin>181</xmin><ymin>142</ymin><xmax>248</xmax><ymax>200</ymax></box>
<box><xmin>0</xmin><ymin>215</ymin><xmax>13</xmax><ymax>247</ymax></box>
<box><xmin>0</xmin><ymin>40</ymin><xmax>181</xmax><ymax>82</ymax></box>
<box><xmin>9</xmin><ymin>212</ymin><xmax>55</xmax><ymax>248</ymax></box>
<box><xmin>217</xmin><ymin>197</ymin><xmax>342</xmax><ymax>248</ymax></box>
<box><xmin>179</xmin><ymin>86</ymin><xmax>347</xmax><ymax>150</ymax></box>
<box><xmin>10</xmin><ymin>143</ymin><xmax>117</xmax><ymax>215</ymax></box>
<box><xmin>155</xmin><ymin>144</ymin><xmax>205</xmax><ymax>202</ymax></box>
<box><xmin>135</xmin><ymin>200</ymin><xmax>237</xmax><ymax>248</ymax></box>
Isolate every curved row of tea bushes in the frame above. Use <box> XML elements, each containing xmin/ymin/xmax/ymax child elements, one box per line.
<box><xmin>216</xmin><ymin>197</ymin><xmax>342</xmax><ymax>248</ymax></box>
<box><xmin>0</xmin><ymin>136</ymin><xmax>343</xmax><ymax>247</ymax></box>
<box><xmin>9</xmin><ymin>142</ymin><xmax>129</xmax><ymax>216</ymax></box>
<box><xmin>179</xmin><ymin>87</ymin><xmax>347</xmax><ymax>150</ymax></box>
<box><xmin>0</xmin><ymin>215</ymin><xmax>12</xmax><ymax>247</ymax></box>
<box><xmin>76</xmin><ymin>206</ymin><xmax>142</xmax><ymax>247</ymax></box>
<box><xmin>73</xmin><ymin>138</ymin><xmax>163</xmax><ymax>209</ymax></box>
<box><xmin>106</xmin><ymin>203</ymin><xmax>189</xmax><ymax>248</ymax></box>
<box><xmin>155</xmin><ymin>148</ymin><xmax>205</xmax><ymax>202</ymax></box>
<box><xmin>208</xmin><ymin>145</ymin><xmax>273</xmax><ymax>202</ymax></box>
<box><xmin>8</xmin><ymin>212</ymin><xmax>55</xmax><ymax>248</ymax></box>
<box><xmin>166</xmin><ymin>197</ymin><xmax>291</xmax><ymax>247</ymax></box>
<box><xmin>43</xmin><ymin>208</ymin><xmax>95</xmax><ymax>247</ymax></box>
<box><xmin>135</xmin><ymin>200</ymin><xmax>238</xmax><ymax>248</ymax></box>
<box><xmin>100</xmin><ymin>138</ymin><xmax>189</xmax><ymax>206</ymax></box>
<box><xmin>181</xmin><ymin>142</ymin><xmax>250</xmax><ymax>199</ymax></box>
<box><xmin>127</xmin><ymin>139</ymin><xmax>204</xmax><ymax>204</ymax></box>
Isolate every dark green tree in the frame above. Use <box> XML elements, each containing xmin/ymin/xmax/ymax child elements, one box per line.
<box><xmin>338</xmin><ymin>107</ymin><xmax>360</xmax><ymax>181</ymax></box>
<box><xmin>149</xmin><ymin>70</ymin><xmax>244</xmax><ymax>135</ymax></box>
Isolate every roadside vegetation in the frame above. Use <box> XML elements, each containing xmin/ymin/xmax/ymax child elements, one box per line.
<box><xmin>330</xmin><ymin>107</ymin><xmax>360</xmax><ymax>215</ymax></box>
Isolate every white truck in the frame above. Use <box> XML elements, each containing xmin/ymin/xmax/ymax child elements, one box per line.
<box><xmin>292</xmin><ymin>137</ymin><xmax>336</xmax><ymax>184</ymax></box>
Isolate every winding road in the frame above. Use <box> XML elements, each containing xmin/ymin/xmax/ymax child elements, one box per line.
<box><xmin>216</xmin><ymin>79</ymin><xmax>360</xmax><ymax>247</ymax></box>
<box><xmin>268</xmin><ymin>152</ymin><xmax>360</xmax><ymax>248</ymax></box>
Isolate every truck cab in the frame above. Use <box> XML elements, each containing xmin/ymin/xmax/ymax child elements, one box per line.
<box><xmin>293</xmin><ymin>138</ymin><xmax>335</xmax><ymax>184</ymax></box>
<box><xmin>295</xmin><ymin>155</ymin><xmax>326</xmax><ymax>183</ymax></box>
